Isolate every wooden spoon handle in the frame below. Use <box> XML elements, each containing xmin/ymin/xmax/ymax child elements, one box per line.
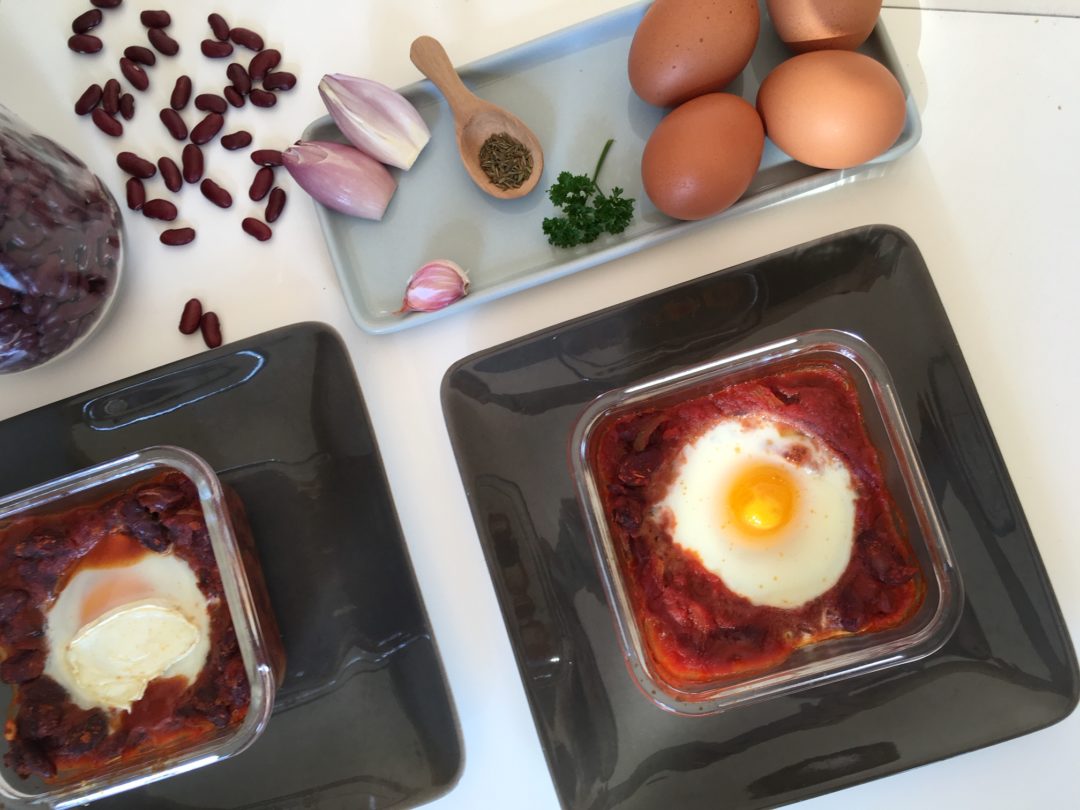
<box><xmin>409</xmin><ymin>36</ymin><xmax>480</xmax><ymax>120</ymax></box>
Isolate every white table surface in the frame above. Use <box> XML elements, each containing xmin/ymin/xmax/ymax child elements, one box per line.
<box><xmin>1</xmin><ymin>2</ymin><xmax>1077</xmax><ymax>808</ymax></box>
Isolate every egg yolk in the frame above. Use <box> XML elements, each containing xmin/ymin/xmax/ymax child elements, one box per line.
<box><xmin>727</xmin><ymin>464</ymin><xmax>796</xmax><ymax>535</ymax></box>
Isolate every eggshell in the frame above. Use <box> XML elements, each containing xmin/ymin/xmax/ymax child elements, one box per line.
<box><xmin>628</xmin><ymin>0</ymin><xmax>760</xmax><ymax>108</ymax></box>
<box><xmin>766</xmin><ymin>0</ymin><xmax>882</xmax><ymax>53</ymax></box>
<box><xmin>756</xmin><ymin>50</ymin><xmax>905</xmax><ymax>170</ymax></box>
<box><xmin>641</xmin><ymin>93</ymin><xmax>765</xmax><ymax>220</ymax></box>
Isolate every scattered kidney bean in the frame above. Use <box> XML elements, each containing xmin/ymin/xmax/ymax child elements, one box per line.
<box><xmin>248</xmin><ymin>49</ymin><xmax>281</xmax><ymax>83</ymax></box>
<box><xmin>220</xmin><ymin>130</ymin><xmax>252</xmax><ymax>150</ymax></box>
<box><xmin>194</xmin><ymin>93</ymin><xmax>227</xmax><ymax>114</ymax></box>
<box><xmin>102</xmin><ymin>79</ymin><xmax>121</xmax><ymax>114</ymax></box>
<box><xmin>91</xmin><ymin>108</ymin><xmax>122</xmax><ymax>136</ymax></box>
<box><xmin>242</xmin><ymin>217</ymin><xmax>272</xmax><ymax>241</ymax></box>
<box><xmin>200</xmin><ymin>179</ymin><xmax>232</xmax><ymax>208</ymax></box>
<box><xmin>119</xmin><ymin>58</ymin><xmax>149</xmax><ymax>91</ymax></box>
<box><xmin>143</xmin><ymin>199</ymin><xmax>178</xmax><ymax>221</ymax></box>
<box><xmin>148</xmin><ymin>27</ymin><xmax>179</xmax><ymax>56</ymax></box>
<box><xmin>161</xmin><ymin>227</ymin><xmax>195</xmax><ymax>246</ymax></box>
<box><xmin>72</xmin><ymin>9</ymin><xmax>103</xmax><ymax>34</ymax></box>
<box><xmin>181</xmin><ymin>144</ymin><xmax>203</xmax><ymax>183</ymax></box>
<box><xmin>170</xmin><ymin>75</ymin><xmax>192</xmax><ymax>110</ymax></box>
<box><xmin>119</xmin><ymin>93</ymin><xmax>135</xmax><ymax>120</ymax></box>
<box><xmin>223</xmin><ymin>86</ymin><xmax>245</xmax><ymax>108</ymax></box>
<box><xmin>159</xmin><ymin>108</ymin><xmax>187</xmax><ymax>140</ymax></box>
<box><xmin>190</xmin><ymin>112</ymin><xmax>223</xmax><ymax>145</ymax></box>
<box><xmin>208</xmin><ymin>13</ymin><xmax>230</xmax><ymax>41</ymax></box>
<box><xmin>117</xmin><ymin>151</ymin><xmax>156</xmax><ymax>178</ymax></box>
<box><xmin>140</xmin><ymin>10</ymin><xmax>171</xmax><ymax>28</ymax></box>
<box><xmin>91</xmin><ymin>0</ymin><xmax>123</xmax><ymax>7</ymax></box>
<box><xmin>262</xmin><ymin>71</ymin><xmax>296</xmax><ymax>91</ymax></box>
<box><xmin>200</xmin><ymin>311</ymin><xmax>222</xmax><ymax>348</ymax></box>
<box><xmin>226</xmin><ymin>63</ymin><xmax>251</xmax><ymax>94</ymax></box>
<box><xmin>201</xmin><ymin>39</ymin><xmax>233</xmax><ymax>58</ymax></box>
<box><xmin>249</xmin><ymin>89</ymin><xmax>276</xmax><ymax>108</ymax></box>
<box><xmin>68</xmin><ymin>34</ymin><xmax>103</xmax><ymax>54</ymax></box>
<box><xmin>265</xmin><ymin>187</ymin><xmax>286</xmax><ymax>223</ymax></box>
<box><xmin>123</xmin><ymin>45</ymin><xmax>156</xmax><ymax>66</ymax></box>
<box><xmin>126</xmin><ymin>177</ymin><xmax>146</xmax><ymax>210</ymax></box>
<box><xmin>158</xmin><ymin>157</ymin><xmax>182</xmax><ymax>192</ymax></box>
<box><xmin>249</xmin><ymin>167</ymin><xmax>273</xmax><ymax>201</ymax></box>
<box><xmin>229</xmin><ymin>27</ymin><xmax>264</xmax><ymax>51</ymax></box>
<box><xmin>179</xmin><ymin>299</ymin><xmax>203</xmax><ymax>334</ymax></box>
<box><xmin>250</xmin><ymin>148</ymin><xmax>283</xmax><ymax>166</ymax></box>
<box><xmin>74</xmin><ymin>84</ymin><xmax>102</xmax><ymax>115</ymax></box>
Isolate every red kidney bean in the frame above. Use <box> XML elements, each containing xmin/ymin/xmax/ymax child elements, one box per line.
<box><xmin>179</xmin><ymin>299</ymin><xmax>203</xmax><ymax>334</ymax></box>
<box><xmin>226</xmin><ymin>63</ymin><xmax>251</xmax><ymax>94</ymax></box>
<box><xmin>119</xmin><ymin>58</ymin><xmax>149</xmax><ymax>91</ymax></box>
<box><xmin>102</xmin><ymin>79</ymin><xmax>121</xmax><ymax>114</ymax></box>
<box><xmin>262</xmin><ymin>71</ymin><xmax>296</xmax><ymax>92</ymax></box>
<box><xmin>220</xmin><ymin>130</ymin><xmax>252</xmax><ymax>150</ymax></box>
<box><xmin>117</xmin><ymin>151</ymin><xmax>156</xmax><ymax>178</ymax></box>
<box><xmin>170</xmin><ymin>75</ymin><xmax>192</xmax><ymax>109</ymax></box>
<box><xmin>242</xmin><ymin>217</ymin><xmax>272</xmax><ymax>242</ymax></box>
<box><xmin>249</xmin><ymin>89</ymin><xmax>276</xmax><ymax>108</ymax></box>
<box><xmin>201</xmin><ymin>39</ymin><xmax>233</xmax><ymax>58</ymax></box>
<box><xmin>182</xmin><ymin>144</ymin><xmax>203</xmax><ymax>183</ymax></box>
<box><xmin>159</xmin><ymin>108</ymin><xmax>187</xmax><ymax>140</ymax></box>
<box><xmin>250</xmin><ymin>148</ymin><xmax>283</xmax><ymax>166</ymax></box>
<box><xmin>143</xmin><ymin>199</ymin><xmax>178</xmax><ymax>221</ymax></box>
<box><xmin>248</xmin><ymin>49</ymin><xmax>281</xmax><ymax>83</ymax></box>
<box><xmin>249</xmin><ymin>167</ymin><xmax>273</xmax><ymax>201</ymax></box>
<box><xmin>200</xmin><ymin>312</ymin><xmax>222</xmax><ymax>348</ymax></box>
<box><xmin>140</xmin><ymin>10</ymin><xmax>171</xmax><ymax>28</ymax></box>
<box><xmin>68</xmin><ymin>34</ymin><xmax>103</xmax><ymax>54</ymax></box>
<box><xmin>119</xmin><ymin>93</ymin><xmax>135</xmax><ymax>119</ymax></box>
<box><xmin>208</xmin><ymin>13</ymin><xmax>230</xmax><ymax>41</ymax></box>
<box><xmin>190</xmin><ymin>112</ymin><xmax>224</xmax><ymax>145</ymax></box>
<box><xmin>123</xmin><ymin>45</ymin><xmax>156</xmax><ymax>66</ymax></box>
<box><xmin>148</xmin><ymin>27</ymin><xmax>179</xmax><ymax>55</ymax></box>
<box><xmin>126</xmin><ymin>177</ymin><xmax>146</xmax><ymax>210</ymax></box>
<box><xmin>74</xmin><ymin>84</ymin><xmax>102</xmax><ymax>115</ymax></box>
<box><xmin>223</xmin><ymin>86</ymin><xmax>245</xmax><ymax>108</ymax></box>
<box><xmin>159</xmin><ymin>157</ymin><xmax>182</xmax><ymax>192</ymax></box>
<box><xmin>229</xmin><ymin>27</ymin><xmax>264</xmax><ymax>51</ymax></box>
<box><xmin>91</xmin><ymin>0</ymin><xmax>123</xmax><ymax>7</ymax></box>
<box><xmin>200</xmin><ymin>179</ymin><xmax>232</xmax><ymax>208</ymax></box>
<box><xmin>265</xmin><ymin>187</ymin><xmax>287</xmax><ymax>223</ymax></box>
<box><xmin>161</xmin><ymin>227</ymin><xmax>195</xmax><ymax>246</ymax></box>
<box><xmin>72</xmin><ymin>9</ymin><xmax>103</xmax><ymax>34</ymax></box>
<box><xmin>91</xmin><ymin>108</ymin><xmax>122</xmax><ymax>136</ymax></box>
<box><xmin>194</xmin><ymin>93</ymin><xmax>227</xmax><ymax>114</ymax></box>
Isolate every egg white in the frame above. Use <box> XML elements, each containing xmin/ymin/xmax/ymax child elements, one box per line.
<box><xmin>658</xmin><ymin>418</ymin><xmax>856</xmax><ymax>608</ymax></box>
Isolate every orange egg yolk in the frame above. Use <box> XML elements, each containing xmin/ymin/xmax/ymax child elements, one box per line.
<box><xmin>727</xmin><ymin>464</ymin><xmax>796</xmax><ymax>536</ymax></box>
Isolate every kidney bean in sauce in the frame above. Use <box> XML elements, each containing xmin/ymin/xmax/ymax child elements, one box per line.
<box><xmin>126</xmin><ymin>177</ymin><xmax>146</xmax><ymax>210</ymax></box>
<box><xmin>181</xmin><ymin>144</ymin><xmax>203</xmax><ymax>183</ymax></box>
<box><xmin>117</xmin><ymin>151</ymin><xmax>156</xmax><ymax>179</ymax></box>
<box><xmin>248</xmin><ymin>49</ymin><xmax>280</xmax><ymax>82</ymax></box>
<box><xmin>229</xmin><ymin>27</ymin><xmax>263</xmax><ymax>51</ymax></box>
<box><xmin>158</xmin><ymin>157</ymin><xmax>182</xmax><ymax>192</ymax></box>
<box><xmin>250</xmin><ymin>149</ymin><xmax>283</xmax><ymax>167</ymax></box>
<box><xmin>208</xmin><ymin>13</ymin><xmax>230</xmax><ymax>41</ymax></box>
<box><xmin>148</xmin><ymin>27</ymin><xmax>179</xmax><ymax>56</ymax></box>
<box><xmin>171</xmin><ymin>75</ymin><xmax>192</xmax><ymax>110</ymax></box>
<box><xmin>194</xmin><ymin>93</ymin><xmax>227</xmax><ymax>114</ymax></box>
<box><xmin>248</xmin><ymin>89</ymin><xmax>276</xmax><ymax>108</ymax></box>
<box><xmin>249</xmin><ymin>167</ymin><xmax>273</xmax><ymax>201</ymax></box>
<box><xmin>72</xmin><ymin>9</ymin><xmax>103</xmax><ymax>34</ymax></box>
<box><xmin>68</xmin><ymin>34</ymin><xmax>103</xmax><ymax>54</ymax></box>
<box><xmin>140</xmin><ymin>10</ymin><xmax>171</xmax><ymax>28</ymax></box>
<box><xmin>265</xmin><ymin>187</ymin><xmax>286</xmax><ymax>223</ymax></box>
<box><xmin>200</xmin><ymin>312</ymin><xmax>222</xmax><ymax>348</ymax></box>
<box><xmin>220</xmin><ymin>131</ymin><xmax>252</xmax><ymax>150</ymax></box>
<box><xmin>90</xmin><ymin>108</ymin><xmax>122</xmax><ymax>136</ymax></box>
<box><xmin>142</xmin><ymin>199</ymin><xmax>178</xmax><ymax>221</ymax></box>
<box><xmin>119</xmin><ymin>93</ymin><xmax>135</xmax><ymax>120</ymax></box>
<box><xmin>263</xmin><ymin>71</ymin><xmax>296</xmax><ymax>91</ymax></box>
<box><xmin>160</xmin><ymin>108</ymin><xmax>187</xmax><ymax>140</ymax></box>
<box><xmin>179</xmin><ymin>299</ymin><xmax>203</xmax><ymax>334</ymax></box>
<box><xmin>160</xmin><ymin>227</ymin><xmax>195</xmax><ymax>246</ymax></box>
<box><xmin>119</xmin><ymin>58</ymin><xmax>149</xmax><ymax>91</ymax></box>
<box><xmin>201</xmin><ymin>39</ymin><xmax>233</xmax><ymax>58</ymax></box>
<box><xmin>190</xmin><ymin>113</ymin><xmax>224</xmax><ymax>145</ymax></box>
<box><xmin>200</xmin><ymin>179</ymin><xmax>232</xmax><ymax>208</ymax></box>
<box><xmin>74</xmin><ymin>84</ymin><xmax>102</xmax><ymax>116</ymax></box>
<box><xmin>102</xmin><ymin>79</ymin><xmax>121</xmax><ymax>115</ymax></box>
<box><xmin>123</xmin><ymin>45</ymin><xmax>156</xmax><ymax>66</ymax></box>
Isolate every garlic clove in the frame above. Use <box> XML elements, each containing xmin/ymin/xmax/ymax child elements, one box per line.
<box><xmin>319</xmin><ymin>74</ymin><xmax>431</xmax><ymax>171</ymax></box>
<box><xmin>398</xmin><ymin>260</ymin><xmax>470</xmax><ymax>313</ymax></box>
<box><xmin>282</xmin><ymin>140</ymin><xmax>397</xmax><ymax>220</ymax></box>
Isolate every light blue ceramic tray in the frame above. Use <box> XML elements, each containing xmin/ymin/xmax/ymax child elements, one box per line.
<box><xmin>303</xmin><ymin>1</ymin><xmax>920</xmax><ymax>334</ymax></box>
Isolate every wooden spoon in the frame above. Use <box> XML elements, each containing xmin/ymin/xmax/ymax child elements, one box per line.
<box><xmin>410</xmin><ymin>35</ymin><xmax>544</xmax><ymax>200</ymax></box>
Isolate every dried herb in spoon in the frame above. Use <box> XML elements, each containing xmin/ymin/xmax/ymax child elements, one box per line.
<box><xmin>542</xmin><ymin>139</ymin><xmax>634</xmax><ymax>248</ymax></box>
<box><xmin>479</xmin><ymin>131</ymin><xmax>533</xmax><ymax>190</ymax></box>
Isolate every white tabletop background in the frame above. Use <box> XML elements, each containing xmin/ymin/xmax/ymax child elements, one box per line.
<box><xmin>1</xmin><ymin>1</ymin><xmax>1077</xmax><ymax>808</ymax></box>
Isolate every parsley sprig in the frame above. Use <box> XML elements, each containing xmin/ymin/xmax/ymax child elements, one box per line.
<box><xmin>542</xmin><ymin>139</ymin><xmax>635</xmax><ymax>248</ymax></box>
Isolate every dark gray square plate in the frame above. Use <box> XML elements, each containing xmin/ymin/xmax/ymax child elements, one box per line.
<box><xmin>441</xmin><ymin>226</ymin><xmax>1077</xmax><ymax>809</ymax></box>
<box><xmin>0</xmin><ymin>323</ymin><xmax>461</xmax><ymax>809</ymax></box>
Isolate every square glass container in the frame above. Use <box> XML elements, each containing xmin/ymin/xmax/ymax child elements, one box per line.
<box><xmin>0</xmin><ymin>446</ymin><xmax>283</xmax><ymax>807</ymax></box>
<box><xmin>570</xmin><ymin>329</ymin><xmax>963</xmax><ymax>716</ymax></box>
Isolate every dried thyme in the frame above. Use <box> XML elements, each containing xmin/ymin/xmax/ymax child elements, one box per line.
<box><xmin>478</xmin><ymin>132</ymin><xmax>534</xmax><ymax>190</ymax></box>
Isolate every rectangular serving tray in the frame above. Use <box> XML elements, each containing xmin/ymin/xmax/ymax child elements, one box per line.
<box><xmin>303</xmin><ymin>1</ymin><xmax>920</xmax><ymax>334</ymax></box>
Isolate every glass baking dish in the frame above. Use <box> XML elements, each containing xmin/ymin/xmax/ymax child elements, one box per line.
<box><xmin>0</xmin><ymin>446</ymin><xmax>284</xmax><ymax>807</ymax></box>
<box><xmin>570</xmin><ymin>329</ymin><xmax>963</xmax><ymax>716</ymax></box>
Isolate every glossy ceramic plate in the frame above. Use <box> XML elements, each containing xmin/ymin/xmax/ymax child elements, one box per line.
<box><xmin>441</xmin><ymin>226</ymin><xmax>1078</xmax><ymax>810</ymax></box>
<box><xmin>0</xmin><ymin>323</ymin><xmax>461</xmax><ymax>810</ymax></box>
<box><xmin>303</xmin><ymin>1</ymin><xmax>919</xmax><ymax>334</ymax></box>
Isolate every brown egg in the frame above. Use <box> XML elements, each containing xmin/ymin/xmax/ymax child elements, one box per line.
<box><xmin>641</xmin><ymin>93</ymin><xmax>764</xmax><ymax>220</ymax></box>
<box><xmin>756</xmin><ymin>50</ymin><xmax>905</xmax><ymax>169</ymax></box>
<box><xmin>629</xmin><ymin>0</ymin><xmax>760</xmax><ymax>108</ymax></box>
<box><xmin>766</xmin><ymin>0</ymin><xmax>882</xmax><ymax>53</ymax></box>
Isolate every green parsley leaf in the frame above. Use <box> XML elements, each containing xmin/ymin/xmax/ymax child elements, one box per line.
<box><xmin>542</xmin><ymin>140</ymin><xmax>635</xmax><ymax>248</ymax></box>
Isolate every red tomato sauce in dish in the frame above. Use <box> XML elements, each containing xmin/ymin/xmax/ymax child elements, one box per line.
<box><xmin>0</xmin><ymin>472</ymin><xmax>249</xmax><ymax>780</ymax></box>
<box><xmin>593</xmin><ymin>363</ymin><xmax>923</xmax><ymax>686</ymax></box>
